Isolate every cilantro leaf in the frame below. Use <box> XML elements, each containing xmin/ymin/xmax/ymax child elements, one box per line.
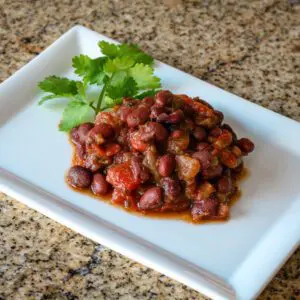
<box><xmin>38</xmin><ymin>76</ymin><xmax>78</xmax><ymax>95</ymax></box>
<box><xmin>72</xmin><ymin>55</ymin><xmax>91</xmax><ymax>76</ymax></box>
<box><xmin>38</xmin><ymin>94</ymin><xmax>62</xmax><ymax>105</ymax></box>
<box><xmin>72</xmin><ymin>55</ymin><xmax>107</xmax><ymax>85</ymax></box>
<box><xmin>129</xmin><ymin>63</ymin><xmax>161</xmax><ymax>89</ymax></box>
<box><xmin>103</xmin><ymin>59</ymin><xmax>116</xmax><ymax>74</ymax></box>
<box><xmin>98</xmin><ymin>41</ymin><xmax>153</xmax><ymax>65</ymax></box>
<box><xmin>119</xmin><ymin>44</ymin><xmax>153</xmax><ymax>65</ymax></box>
<box><xmin>110</xmin><ymin>70</ymin><xmax>127</xmax><ymax>86</ymax></box>
<box><xmin>106</xmin><ymin>77</ymin><xmax>137</xmax><ymax>99</ymax></box>
<box><xmin>38</xmin><ymin>40</ymin><xmax>160</xmax><ymax>132</ymax></box>
<box><xmin>104</xmin><ymin>56</ymin><xmax>135</xmax><ymax>75</ymax></box>
<box><xmin>98</xmin><ymin>41</ymin><xmax>120</xmax><ymax>58</ymax></box>
<box><xmin>76</xmin><ymin>81</ymin><xmax>86</xmax><ymax>98</ymax></box>
<box><xmin>112</xmin><ymin>56</ymin><xmax>135</xmax><ymax>70</ymax></box>
<box><xmin>59</xmin><ymin>101</ymin><xmax>94</xmax><ymax>132</ymax></box>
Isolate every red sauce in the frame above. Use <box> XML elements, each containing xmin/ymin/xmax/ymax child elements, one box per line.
<box><xmin>67</xmin><ymin>92</ymin><xmax>254</xmax><ymax>224</ymax></box>
<box><xmin>68</xmin><ymin>141</ymin><xmax>248</xmax><ymax>224</ymax></box>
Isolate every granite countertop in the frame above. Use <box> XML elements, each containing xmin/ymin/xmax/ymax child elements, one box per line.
<box><xmin>0</xmin><ymin>0</ymin><xmax>299</xmax><ymax>299</ymax></box>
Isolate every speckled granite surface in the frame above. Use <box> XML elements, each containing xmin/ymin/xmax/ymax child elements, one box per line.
<box><xmin>0</xmin><ymin>0</ymin><xmax>299</xmax><ymax>299</ymax></box>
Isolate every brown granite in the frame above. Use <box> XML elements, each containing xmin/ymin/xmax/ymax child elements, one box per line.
<box><xmin>0</xmin><ymin>0</ymin><xmax>299</xmax><ymax>299</ymax></box>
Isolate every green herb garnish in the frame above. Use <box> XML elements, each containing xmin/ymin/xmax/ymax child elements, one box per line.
<box><xmin>38</xmin><ymin>41</ymin><xmax>161</xmax><ymax>132</ymax></box>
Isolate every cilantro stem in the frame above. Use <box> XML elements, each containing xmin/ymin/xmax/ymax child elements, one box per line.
<box><xmin>96</xmin><ymin>73</ymin><xmax>115</xmax><ymax>113</ymax></box>
<box><xmin>89</xmin><ymin>103</ymin><xmax>96</xmax><ymax>111</ymax></box>
<box><xmin>96</xmin><ymin>81</ymin><xmax>108</xmax><ymax>113</ymax></box>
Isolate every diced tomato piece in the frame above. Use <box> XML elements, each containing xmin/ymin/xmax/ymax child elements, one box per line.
<box><xmin>87</xmin><ymin>143</ymin><xmax>106</xmax><ymax>156</ymax></box>
<box><xmin>107</xmin><ymin>163</ymin><xmax>140</xmax><ymax>191</ymax></box>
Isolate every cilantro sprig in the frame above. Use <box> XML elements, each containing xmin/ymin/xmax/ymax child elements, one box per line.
<box><xmin>38</xmin><ymin>41</ymin><xmax>161</xmax><ymax>132</ymax></box>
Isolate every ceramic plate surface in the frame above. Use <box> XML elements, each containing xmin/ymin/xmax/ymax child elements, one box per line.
<box><xmin>0</xmin><ymin>26</ymin><xmax>299</xmax><ymax>300</ymax></box>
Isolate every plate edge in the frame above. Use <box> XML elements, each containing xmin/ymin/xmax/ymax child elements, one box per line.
<box><xmin>0</xmin><ymin>167</ymin><xmax>236</xmax><ymax>300</ymax></box>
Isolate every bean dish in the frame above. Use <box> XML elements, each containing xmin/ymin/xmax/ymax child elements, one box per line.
<box><xmin>67</xmin><ymin>91</ymin><xmax>254</xmax><ymax>222</ymax></box>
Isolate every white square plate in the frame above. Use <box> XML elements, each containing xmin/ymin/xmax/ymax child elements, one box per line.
<box><xmin>0</xmin><ymin>26</ymin><xmax>299</xmax><ymax>300</ymax></box>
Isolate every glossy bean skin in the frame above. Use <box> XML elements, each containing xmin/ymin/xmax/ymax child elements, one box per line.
<box><xmin>116</xmin><ymin>128</ymin><xmax>129</xmax><ymax>147</ymax></box>
<box><xmin>166</xmin><ymin>110</ymin><xmax>184</xmax><ymax>124</ymax></box>
<box><xmin>150</xmin><ymin>105</ymin><xmax>165</xmax><ymax>119</ymax></box>
<box><xmin>191</xmin><ymin>198</ymin><xmax>219</xmax><ymax>221</ymax></box>
<box><xmin>75</xmin><ymin>144</ymin><xmax>86</xmax><ymax>159</ymax></box>
<box><xmin>68</xmin><ymin>90</ymin><xmax>254</xmax><ymax>222</ymax></box>
<box><xmin>71</xmin><ymin>123</ymin><xmax>94</xmax><ymax>145</ymax></box>
<box><xmin>87</xmin><ymin>123</ymin><xmax>114</xmax><ymax>145</ymax></box>
<box><xmin>160</xmin><ymin>177</ymin><xmax>181</xmax><ymax>201</ymax></box>
<box><xmin>193</xmin><ymin>126</ymin><xmax>207</xmax><ymax>141</ymax></box>
<box><xmin>127</xmin><ymin>106</ymin><xmax>150</xmax><ymax>127</ymax></box>
<box><xmin>201</xmin><ymin>163</ymin><xmax>223</xmax><ymax>179</ymax></box>
<box><xmin>84</xmin><ymin>154</ymin><xmax>112</xmax><ymax>172</ymax></box>
<box><xmin>131</xmin><ymin>156</ymin><xmax>150</xmax><ymax>183</ymax></box>
<box><xmin>139</xmin><ymin>187</ymin><xmax>163</xmax><ymax>210</ymax></box>
<box><xmin>158</xmin><ymin>154</ymin><xmax>175</xmax><ymax>177</ymax></box>
<box><xmin>91</xmin><ymin>173</ymin><xmax>110</xmax><ymax>195</ymax></box>
<box><xmin>119</xmin><ymin>106</ymin><xmax>133</xmax><ymax>122</ymax></box>
<box><xmin>156</xmin><ymin>112</ymin><xmax>169</xmax><ymax>122</ymax></box>
<box><xmin>153</xmin><ymin>123</ymin><xmax>169</xmax><ymax>141</ymax></box>
<box><xmin>217</xmin><ymin>176</ymin><xmax>233</xmax><ymax>194</ymax></box>
<box><xmin>155</xmin><ymin>90</ymin><xmax>173</xmax><ymax>107</ymax></box>
<box><xmin>139</xmin><ymin>122</ymin><xmax>168</xmax><ymax>142</ymax></box>
<box><xmin>68</xmin><ymin>166</ymin><xmax>92</xmax><ymax>188</ymax></box>
<box><xmin>192</xmin><ymin>150</ymin><xmax>212</xmax><ymax>170</ymax></box>
<box><xmin>209</xmin><ymin>127</ymin><xmax>222</xmax><ymax>138</ymax></box>
<box><xmin>96</xmin><ymin>123</ymin><xmax>114</xmax><ymax>138</ymax></box>
<box><xmin>141</xmin><ymin>97</ymin><xmax>154</xmax><ymax>107</ymax></box>
<box><xmin>214</xmin><ymin>110</ymin><xmax>224</xmax><ymax>125</ymax></box>
<box><xmin>196</xmin><ymin>142</ymin><xmax>211</xmax><ymax>152</ymax></box>
<box><xmin>237</xmin><ymin>138</ymin><xmax>255</xmax><ymax>154</ymax></box>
